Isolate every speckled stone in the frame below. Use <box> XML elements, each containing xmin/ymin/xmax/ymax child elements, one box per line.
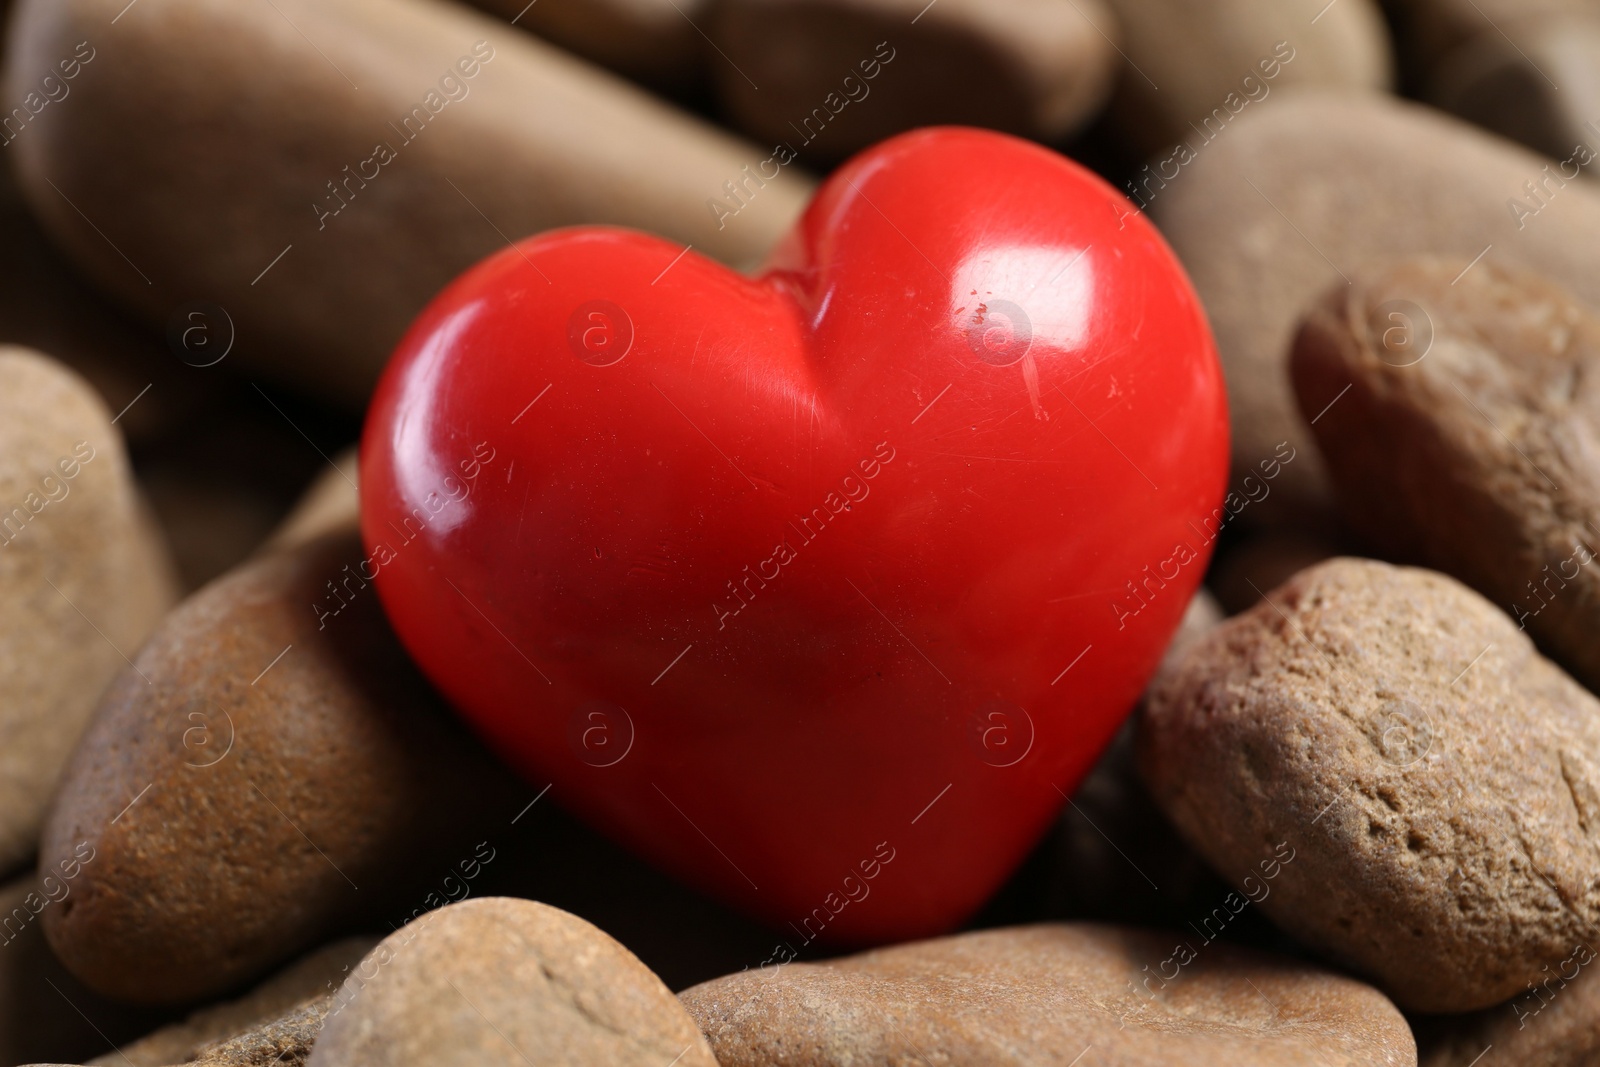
<box><xmin>40</xmin><ymin>531</ymin><xmax>521</xmax><ymax>1004</ymax></box>
<box><xmin>681</xmin><ymin>923</ymin><xmax>1416</xmax><ymax>1065</ymax></box>
<box><xmin>308</xmin><ymin>898</ymin><xmax>717</xmax><ymax>1067</ymax></box>
<box><xmin>0</xmin><ymin>347</ymin><xmax>176</xmax><ymax>877</ymax></box>
<box><xmin>1294</xmin><ymin>256</ymin><xmax>1600</xmax><ymax>693</ymax></box>
<box><xmin>1141</xmin><ymin>557</ymin><xmax>1600</xmax><ymax>1012</ymax></box>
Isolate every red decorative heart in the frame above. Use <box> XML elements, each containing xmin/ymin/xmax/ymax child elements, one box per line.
<box><xmin>360</xmin><ymin>127</ymin><xmax>1227</xmax><ymax>945</ymax></box>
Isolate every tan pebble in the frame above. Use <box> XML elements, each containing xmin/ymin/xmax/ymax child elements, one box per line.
<box><xmin>1415</xmin><ymin>958</ymin><xmax>1600</xmax><ymax>1065</ymax></box>
<box><xmin>681</xmin><ymin>922</ymin><xmax>1415</xmax><ymax>1065</ymax></box>
<box><xmin>1141</xmin><ymin>557</ymin><xmax>1600</xmax><ymax>1011</ymax></box>
<box><xmin>308</xmin><ymin>898</ymin><xmax>717</xmax><ymax>1067</ymax></box>
<box><xmin>1387</xmin><ymin>0</ymin><xmax>1589</xmax><ymax>73</ymax></box>
<box><xmin>0</xmin><ymin>347</ymin><xmax>177</xmax><ymax>877</ymax></box>
<box><xmin>1294</xmin><ymin>257</ymin><xmax>1600</xmax><ymax>691</ymax></box>
<box><xmin>40</xmin><ymin>531</ymin><xmax>522</xmax><ymax>1003</ymax></box>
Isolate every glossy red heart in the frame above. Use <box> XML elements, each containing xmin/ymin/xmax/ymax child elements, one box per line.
<box><xmin>360</xmin><ymin>127</ymin><xmax>1227</xmax><ymax>946</ymax></box>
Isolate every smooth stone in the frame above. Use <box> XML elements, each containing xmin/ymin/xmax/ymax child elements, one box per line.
<box><xmin>1429</xmin><ymin>14</ymin><xmax>1600</xmax><ymax>161</ymax></box>
<box><xmin>40</xmin><ymin>530</ymin><xmax>523</xmax><ymax>1004</ymax></box>
<box><xmin>90</xmin><ymin>938</ymin><xmax>375</xmax><ymax>1066</ymax></box>
<box><xmin>1293</xmin><ymin>256</ymin><xmax>1600</xmax><ymax>692</ymax></box>
<box><xmin>1140</xmin><ymin>557</ymin><xmax>1600</xmax><ymax>1012</ymax></box>
<box><xmin>709</xmin><ymin>0</ymin><xmax>1119</xmax><ymax>162</ymax></box>
<box><xmin>0</xmin><ymin>347</ymin><xmax>177</xmax><ymax>877</ymax></box>
<box><xmin>681</xmin><ymin>923</ymin><xmax>1416</xmax><ymax>1065</ymax></box>
<box><xmin>5</xmin><ymin>0</ymin><xmax>812</xmax><ymax>406</ymax></box>
<box><xmin>307</xmin><ymin>898</ymin><xmax>717</xmax><ymax>1067</ymax></box>
<box><xmin>1105</xmin><ymin>0</ymin><xmax>1392</xmax><ymax>155</ymax></box>
<box><xmin>1150</xmin><ymin>92</ymin><xmax>1600</xmax><ymax>523</ymax></box>
<box><xmin>0</xmin><ymin>875</ymin><xmax>170</xmax><ymax>1066</ymax></box>
<box><xmin>467</xmin><ymin>0</ymin><xmax>705</xmax><ymax>90</ymax></box>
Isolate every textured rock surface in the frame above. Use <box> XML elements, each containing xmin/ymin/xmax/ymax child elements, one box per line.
<box><xmin>0</xmin><ymin>347</ymin><xmax>176</xmax><ymax>877</ymax></box>
<box><xmin>1141</xmin><ymin>557</ymin><xmax>1600</xmax><ymax>1012</ymax></box>
<box><xmin>180</xmin><ymin>998</ymin><xmax>331</xmax><ymax>1067</ymax></box>
<box><xmin>681</xmin><ymin>923</ymin><xmax>1416</xmax><ymax>1065</ymax></box>
<box><xmin>40</xmin><ymin>531</ymin><xmax>521</xmax><ymax>1003</ymax></box>
<box><xmin>5</xmin><ymin>0</ymin><xmax>811</xmax><ymax>404</ymax></box>
<box><xmin>710</xmin><ymin>0</ymin><xmax>1118</xmax><ymax>160</ymax></box>
<box><xmin>308</xmin><ymin>898</ymin><xmax>717</xmax><ymax>1067</ymax></box>
<box><xmin>1294</xmin><ymin>256</ymin><xmax>1600</xmax><ymax>692</ymax></box>
<box><xmin>90</xmin><ymin>938</ymin><xmax>375</xmax><ymax>1066</ymax></box>
<box><xmin>1151</xmin><ymin>92</ymin><xmax>1600</xmax><ymax>522</ymax></box>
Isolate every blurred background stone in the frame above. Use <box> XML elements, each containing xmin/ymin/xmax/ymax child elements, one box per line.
<box><xmin>1152</xmin><ymin>91</ymin><xmax>1600</xmax><ymax>527</ymax></box>
<box><xmin>709</xmin><ymin>0</ymin><xmax>1120</xmax><ymax>163</ymax></box>
<box><xmin>1428</xmin><ymin>13</ymin><xmax>1600</xmax><ymax>163</ymax></box>
<box><xmin>468</xmin><ymin>0</ymin><xmax>707</xmax><ymax>92</ymax></box>
<box><xmin>5</xmin><ymin>0</ymin><xmax>813</xmax><ymax>407</ymax></box>
<box><xmin>1103</xmin><ymin>0</ymin><xmax>1392</xmax><ymax>156</ymax></box>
